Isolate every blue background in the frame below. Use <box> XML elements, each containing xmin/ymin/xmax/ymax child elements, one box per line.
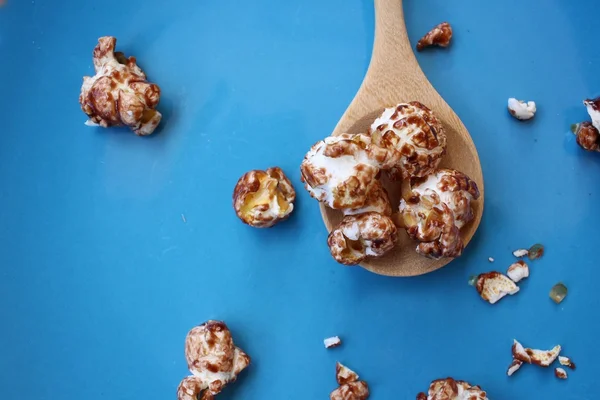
<box><xmin>1</xmin><ymin>0</ymin><xmax>598</xmax><ymax>399</ymax></box>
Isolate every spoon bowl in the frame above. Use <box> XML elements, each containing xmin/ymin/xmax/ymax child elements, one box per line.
<box><xmin>319</xmin><ymin>0</ymin><xmax>484</xmax><ymax>276</ymax></box>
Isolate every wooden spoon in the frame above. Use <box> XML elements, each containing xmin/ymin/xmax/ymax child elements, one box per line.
<box><xmin>320</xmin><ymin>0</ymin><xmax>484</xmax><ymax>276</ymax></box>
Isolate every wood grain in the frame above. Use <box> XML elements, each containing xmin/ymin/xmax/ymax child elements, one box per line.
<box><xmin>319</xmin><ymin>0</ymin><xmax>484</xmax><ymax>276</ymax></box>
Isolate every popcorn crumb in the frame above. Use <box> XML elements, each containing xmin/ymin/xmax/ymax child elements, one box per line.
<box><xmin>488</xmin><ymin>257</ymin><xmax>494</xmax><ymax>263</ymax></box>
<box><xmin>476</xmin><ymin>272</ymin><xmax>519</xmax><ymax>304</ymax></box>
<box><xmin>507</xmin><ymin>98</ymin><xmax>536</xmax><ymax>120</ymax></box>
<box><xmin>507</xmin><ymin>261</ymin><xmax>529</xmax><ymax>283</ymax></box>
<box><xmin>507</xmin><ymin>359</ymin><xmax>523</xmax><ymax>376</ymax></box>
<box><xmin>416</xmin><ymin>22</ymin><xmax>453</xmax><ymax>51</ymax></box>
<box><xmin>555</xmin><ymin>367</ymin><xmax>568</xmax><ymax>379</ymax></box>
<box><xmin>513</xmin><ymin>249</ymin><xmax>529</xmax><ymax>258</ymax></box>
<box><xmin>512</xmin><ymin>339</ymin><xmax>561</xmax><ymax>367</ymax></box>
<box><xmin>330</xmin><ymin>363</ymin><xmax>369</xmax><ymax>400</ymax></box>
<box><xmin>324</xmin><ymin>336</ymin><xmax>342</xmax><ymax>349</ymax></box>
<box><xmin>559</xmin><ymin>356</ymin><xmax>576</xmax><ymax>370</ymax></box>
<box><xmin>417</xmin><ymin>377</ymin><xmax>488</xmax><ymax>400</ymax></box>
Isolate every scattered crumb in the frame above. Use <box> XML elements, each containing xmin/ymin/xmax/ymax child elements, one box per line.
<box><xmin>416</xmin><ymin>22</ymin><xmax>453</xmax><ymax>51</ymax></box>
<box><xmin>324</xmin><ymin>336</ymin><xmax>342</xmax><ymax>349</ymax></box>
<box><xmin>488</xmin><ymin>257</ymin><xmax>495</xmax><ymax>263</ymax></box>
<box><xmin>513</xmin><ymin>249</ymin><xmax>529</xmax><ymax>258</ymax></box>
<box><xmin>512</xmin><ymin>339</ymin><xmax>561</xmax><ymax>367</ymax></box>
<box><xmin>476</xmin><ymin>272</ymin><xmax>519</xmax><ymax>304</ymax></box>
<box><xmin>507</xmin><ymin>98</ymin><xmax>536</xmax><ymax>120</ymax></box>
<box><xmin>559</xmin><ymin>356</ymin><xmax>576</xmax><ymax>370</ymax></box>
<box><xmin>507</xmin><ymin>261</ymin><xmax>529</xmax><ymax>283</ymax></box>
<box><xmin>331</xmin><ymin>363</ymin><xmax>369</xmax><ymax>400</ymax></box>
<box><xmin>555</xmin><ymin>367</ymin><xmax>568</xmax><ymax>379</ymax></box>
<box><xmin>507</xmin><ymin>359</ymin><xmax>523</xmax><ymax>376</ymax></box>
<box><xmin>181</xmin><ymin>214</ymin><xmax>187</xmax><ymax>223</ymax></box>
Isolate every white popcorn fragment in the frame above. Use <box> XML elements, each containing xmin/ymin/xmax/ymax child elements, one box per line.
<box><xmin>513</xmin><ymin>249</ymin><xmax>529</xmax><ymax>258</ymax></box>
<box><xmin>555</xmin><ymin>367</ymin><xmax>568</xmax><ymax>380</ymax></box>
<box><xmin>584</xmin><ymin>97</ymin><xmax>600</xmax><ymax>131</ymax></box>
<box><xmin>488</xmin><ymin>257</ymin><xmax>494</xmax><ymax>263</ymax></box>
<box><xmin>476</xmin><ymin>272</ymin><xmax>520</xmax><ymax>304</ymax></box>
<box><xmin>559</xmin><ymin>356</ymin><xmax>576</xmax><ymax>370</ymax></box>
<box><xmin>507</xmin><ymin>261</ymin><xmax>529</xmax><ymax>283</ymax></box>
<box><xmin>324</xmin><ymin>336</ymin><xmax>342</xmax><ymax>349</ymax></box>
<box><xmin>507</xmin><ymin>359</ymin><xmax>523</xmax><ymax>376</ymax></box>
<box><xmin>508</xmin><ymin>98</ymin><xmax>536</xmax><ymax>120</ymax></box>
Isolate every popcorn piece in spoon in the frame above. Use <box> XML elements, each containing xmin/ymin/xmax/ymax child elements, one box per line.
<box><xmin>399</xmin><ymin>169</ymin><xmax>480</xmax><ymax>259</ymax></box>
<box><xmin>476</xmin><ymin>272</ymin><xmax>519</xmax><ymax>304</ymax></box>
<box><xmin>507</xmin><ymin>98</ymin><xmax>536</xmax><ymax>121</ymax></box>
<box><xmin>507</xmin><ymin>261</ymin><xmax>529</xmax><ymax>283</ymax></box>
<box><xmin>416</xmin><ymin>377</ymin><xmax>488</xmax><ymax>400</ymax></box>
<box><xmin>330</xmin><ymin>362</ymin><xmax>370</xmax><ymax>400</ymax></box>
<box><xmin>369</xmin><ymin>102</ymin><xmax>447</xmax><ymax>180</ymax></box>
<box><xmin>80</xmin><ymin>36</ymin><xmax>162</xmax><ymax>136</ymax></box>
<box><xmin>342</xmin><ymin>180</ymin><xmax>392</xmax><ymax>217</ymax></box>
<box><xmin>328</xmin><ymin>212</ymin><xmax>398</xmax><ymax>265</ymax></box>
<box><xmin>300</xmin><ymin>134</ymin><xmax>387</xmax><ymax>209</ymax></box>
<box><xmin>233</xmin><ymin>167</ymin><xmax>295</xmax><ymax>228</ymax></box>
<box><xmin>177</xmin><ymin>321</ymin><xmax>250</xmax><ymax>400</ymax></box>
<box><xmin>416</xmin><ymin>22</ymin><xmax>453</xmax><ymax>51</ymax></box>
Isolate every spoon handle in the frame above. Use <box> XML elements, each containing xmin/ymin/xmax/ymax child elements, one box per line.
<box><xmin>333</xmin><ymin>0</ymin><xmax>431</xmax><ymax>134</ymax></box>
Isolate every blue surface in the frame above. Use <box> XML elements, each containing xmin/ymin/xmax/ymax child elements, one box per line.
<box><xmin>0</xmin><ymin>0</ymin><xmax>598</xmax><ymax>399</ymax></box>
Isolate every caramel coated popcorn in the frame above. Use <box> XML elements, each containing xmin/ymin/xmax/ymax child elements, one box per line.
<box><xmin>342</xmin><ymin>180</ymin><xmax>392</xmax><ymax>217</ymax></box>
<box><xmin>370</xmin><ymin>102</ymin><xmax>447</xmax><ymax>180</ymax></box>
<box><xmin>177</xmin><ymin>321</ymin><xmax>250</xmax><ymax>400</ymax></box>
<box><xmin>233</xmin><ymin>167</ymin><xmax>295</xmax><ymax>228</ymax></box>
<box><xmin>399</xmin><ymin>169</ymin><xmax>479</xmax><ymax>259</ymax></box>
<box><xmin>80</xmin><ymin>36</ymin><xmax>162</xmax><ymax>136</ymax></box>
<box><xmin>327</xmin><ymin>212</ymin><xmax>398</xmax><ymax>265</ymax></box>
<box><xmin>300</xmin><ymin>134</ymin><xmax>387</xmax><ymax>209</ymax></box>
<box><xmin>416</xmin><ymin>22</ymin><xmax>453</xmax><ymax>51</ymax></box>
<box><xmin>330</xmin><ymin>362</ymin><xmax>370</xmax><ymax>400</ymax></box>
<box><xmin>573</xmin><ymin>121</ymin><xmax>600</xmax><ymax>152</ymax></box>
<box><xmin>416</xmin><ymin>377</ymin><xmax>488</xmax><ymax>400</ymax></box>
